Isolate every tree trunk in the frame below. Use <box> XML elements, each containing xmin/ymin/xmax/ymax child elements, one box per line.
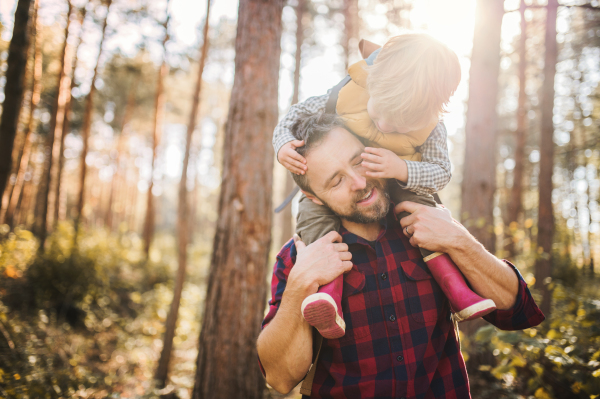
<box><xmin>16</xmin><ymin>140</ymin><xmax>41</xmax><ymax>227</ymax></box>
<box><xmin>74</xmin><ymin>0</ymin><xmax>112</xmax><ymax>232</ymax></box>
<box><xmin>2</xmin><ymin>0</ymin><xmax>41</xmax><ymax>228</ymax></box>
<box><xmin>535</xmin><ymin>0</ymin><xmax>558</xmax><ymax>318</ymax></box>
<box><xmin>155</xmin><ymin>0</ymin><xmax>212</xmax><ymax>388</ymax></box>
<box><xmin>342</xmin><ymin>0</ymin><xmax>359</xmax><ymax>70</ymax></box>
<box><xmin>0</xmin><ymin>0</ymin><xmax>33</xmax><ymax>202</ymax></box>
<box><xmin>34</xmin><ymin>1</ymin><xmax>75</xmax><ymax>246</ymax></box>
<box><xmin>506</xmin><ymin>0</ymin><xmax>528</xmax><ymax>260</ymax></box>
<box><xmin>192</xmin><ymin>0</ymin><xmax>284</xmax><ymax>398</ymax></box>
<box><xmin>277</xmin><ymin>0</ymin><xmax>305</xmax><ymax>250</ymax></box>
<box><xmin>106</xmin><ymin>76</ymin><xmax>137</xmax><ymax>231</ymax></box>
<box><xmin>0</xmin><ymin>0</ymin><xmax>36</xmax><ymax>225</ymax></box>
<box><xmin>460</xmin><ymin>0</ymin><xmax>504</xmax><ymax>253</ymax></box>
<box><xmin>53</xmin><ymin>4</ymin><xmax>87</xmax><ymax>227</ymax></box>
<box><xmin>142</xmin><ymin>1</ymin><xmax>171</xmax><ymax>257</ymax></box>
<box><xmin>459</xmin><ymin>0</ymin><xmax>504</xmax><ymax>337</ymax></box>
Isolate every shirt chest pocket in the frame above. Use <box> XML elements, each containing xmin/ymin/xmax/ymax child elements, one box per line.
<box><xmin>400</xmin><ymin>259</ymin><xmax>444</xmax><ymax>324</ymax></box>
<box><xmin>339</xmin><ymin>268</ymin><xmax>372</xmax><ymax>342</ymax></box>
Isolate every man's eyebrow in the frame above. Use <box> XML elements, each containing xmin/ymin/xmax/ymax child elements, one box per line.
<box><xmin>323</xmin><ymin>148</ymin><xmax>364</xmax><ymax>187</ymax></box>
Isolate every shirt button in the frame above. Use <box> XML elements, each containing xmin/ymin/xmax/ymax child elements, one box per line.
<box><xmin>389</xmin><ymin>315</ymin><xmax>396</xmax><ymax>322</ymax></box>
<box><xmin>381</xmin><ymin>273</ymin><xmax>387</xmax><ymax>280</ymax></box>
<box><xmin>397</xmin><ymin>355</ymin><xmax>404</xmax><ymax>362</ymax></box>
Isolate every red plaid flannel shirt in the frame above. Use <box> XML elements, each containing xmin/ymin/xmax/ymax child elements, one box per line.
<box><xmin>260</xmin><ymin>209</ymin><xmax>545</xmax><ymax>399</ymax></box>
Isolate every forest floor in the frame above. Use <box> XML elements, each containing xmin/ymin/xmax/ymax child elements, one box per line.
<box><xmin>0</xmin><ymin>224</ymin><xmax>599</xmax><ymax>398</ymax></box>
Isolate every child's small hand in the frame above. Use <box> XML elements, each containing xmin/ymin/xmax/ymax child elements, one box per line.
<box><xmin>278</xmin><ymin>140</ymin><xmax>307</xmax><ymax>175</ymax></box>
<box><xmin>361</xmin><ymin>147</ymin><xmax>407</xmax><ymax>181</ymax></box>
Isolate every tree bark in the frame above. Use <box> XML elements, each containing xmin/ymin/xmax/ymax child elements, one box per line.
<box><xmin>2</xmin><ymin>0</ymin><xmax>41</xmax><ymax>228</ymax></box>
<box><xmin>106</xmin><ymin>76</ymin><xmax>137</xmax><ymax>231</ymax></box>
<box><xmin>535</xmin><ymin>0</ymin><xmax>558</xmax><ymax>318</ymax></box>
<box><xmin>34</xmin><ymin>1</ymin><xmax>75</xmax><ymax>246</ymax></box>
<box><xmin>506</xmin><ymin>0</ymin><xmax>528</xmax><ymax>260</ymax></box>
<box><xmin>0</xmin><ymin>0</ymin><xmax>33</xmax><ymax>202</ymax></box>
<box><xmin>74</xmin><ymin>0</ymin><xmax>112</xmax><ymax>232</ymax></box>
<box><xmin>460</xmin><ymin>0</ymin><xmax>504</xmax><ymax>253</ymax></box>
<box><xmin>278</xmin><ymin>0</ymin><xmax>305</xmax><ymax>251</ymax></box>
<box><xmin>53</xmin><ymin>4</ymin><xmax>87</xmax><ymax>226</ymax></box>
<box><xmin>155</xmin><ymin>0</ymin><xmax>212</xmax><ymax>388</ymax></box>
<box><xmin>342</xmin><ymin>0</ymin><xmax>359</xmax><ymax>70</ymax></box>
<box><xmin>142</xmin><ymin>1</ymin><xmax>171</xmax><ymax>257</ymax></box>
<box><xmin>192</xmin><ymin>0</ymin><xmax>284</xmax><ymax>398</ymax></box>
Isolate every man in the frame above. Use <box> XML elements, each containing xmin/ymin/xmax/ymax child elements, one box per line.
<box><xmin>256</xmin><ymin>113</ymin><xmax>544</xmax><ymax>398</ymax></box>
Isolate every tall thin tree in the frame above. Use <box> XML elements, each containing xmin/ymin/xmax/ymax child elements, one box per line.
<box><xmin>74</xmin><ymin>0</ymin><xmax>113</xmax><ymax>232</ymax></box>
<box><xmin>0</xmin><ymin>0</ymin><xmax>34</xmax><ymax>202</ymax></box>
<box><xmin>106</xmin><ymin>75</ymin><xmax>138</xmax><ymax>231</ymax></box>
<box><xmin>506</xmin><ymin>0</ymin><xmax>528</xmax><ymax>260</ymax></box>
<box><xmin>460</xmin><ymin>0</ymin><xmax>504</xmax><ymax>253</ymax></box>
<box><xmin>192</xmin><ymin>0</ymin><xmax>285</xmax><ymax>397</ymax></box>
<box><xmin>2</xmin><ymin>0</ymin><xmax>41</xmax><ymax>228</ymax></box>
<box><xmin>142</xmin><ymin>1</ymin><xmax>171</xmax><ymax>257</ymax></box>
<box><xmin>278</xmin><ymin>0</ymin><xmax>305</xmax><ymax>250</ymax></box>
<box><xmin>54</xmin><ymin>4</ymin><xmax>88</xmax><ymax>225</ymax></box>
<box><xmin>34</xmin><ymin>1</ymin><xmax>76</xmax><ymax>245</ymax></box>
<box><xmin>342</xmin><ymin>0</ymin><xmax>359</xmax><ymax>69</ymax></box>
<box><xmin>155</xmin><ymin>1</ymin><xmax>212</xmax><ymax>387</ymax></box>
<box><xmin>536</xmin><ymin>0</ymin><xmax>558</xmax><ymax>318</ymax></box>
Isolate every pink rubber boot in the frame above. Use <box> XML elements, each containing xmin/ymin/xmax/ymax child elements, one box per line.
<box><xmin>424</xmin><ymin>252</ymin><xmax>496</xmax><ymax>321</ymax></box>
<box><xmin>301</xmin><ymin>275</ymin><xmax>346</xmax><ymax>339</ymax></box>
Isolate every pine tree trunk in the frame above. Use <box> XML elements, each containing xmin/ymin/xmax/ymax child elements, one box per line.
<box><xmin>0</xmin><ymin>0</ymin><xmax>36</xmax><ymax>225</ymax></box>
<box><xmin>2</xmin><ymin>0</ymin><xmax>41</xmax><ymax>228</ymax></box>
<box><xmin>535</xmin><ymin>0</ymin><xmax>558</xmax><ymax>318</ymax></box>
<box><xmin>106</xmin><ymin>77</ymin><xmax>137</xmax><ymax>231</ymax></box>
<box><xmin>192</xmin><ymin>0</ymin><xmax>284</xmax><ymax>398</ymax></box>
<box><xmin>53</xmin><ymin>4</ymin><xmax>87</xmax><ymax>226</ymax></box>
<box><xmin>342</xmin><ymin>0</ymin><xmax>359</xmax><ymax>70</ymax></box>
<box><xmin>460</xmin><ymin>0</ymin><xmax>504</xmax><ymax>253</ymax></box>
<box><xmin>75</xmin><ymin>0</ymin><xmax>112</xmax><ymax>232</ymax></box>
<box><xmin>154</xmin><ymin>0</ymin><xmax>212</xmax><ymax>388</ymax></box>
<box><xmin>278</xmin><ymin>0</ymin><xmax>305</xmax><ymax>250</ymax></box>
<box><xmin>142</xmin><ymin>2</ymin><xmax>171</xmax><ymax>257</ymax></box>
<box><xmin>34</xmin><ymin>1</ymin><xmax>75</xmax><ymax>246</ymax></box>
<box><xmin>0</xmin><ymin>0</ymin><xmax>33</xmax><ymax>202</ymax></box>
<box><xmin>506</xmin><ymin>0</ymin><xmax>528</xmax><ymax>260</ymax></box>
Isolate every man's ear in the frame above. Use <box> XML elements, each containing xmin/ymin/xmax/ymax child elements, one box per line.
<box><xmin>301</xmin><ymin>190</ymin><xmax>324</xmax><ymax>206</ymax></box>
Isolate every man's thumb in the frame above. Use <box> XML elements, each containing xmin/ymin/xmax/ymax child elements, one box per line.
<box><xmin>293</xmin><ymin>234</ymin><xmax>306</xmax><ymax>252</ymax></box>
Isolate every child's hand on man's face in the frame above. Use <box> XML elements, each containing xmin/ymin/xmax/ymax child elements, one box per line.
<box><xmin>361</xmin><ymin>147</ymin><xmax>408</xmax><ymax>182</ymax></box>
<box><xmin>278</xmin><ymin>140</ymin><xmax>307</xmax><ymax>175</ymax></box>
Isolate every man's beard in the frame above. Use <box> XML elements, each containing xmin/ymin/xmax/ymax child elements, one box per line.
<box><xmin>322</xmin><ymin>179</ymin><xmax>390</xmax><ymax>224</ymax></box>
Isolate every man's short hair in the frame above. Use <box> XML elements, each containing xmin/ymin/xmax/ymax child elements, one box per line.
<box><xmin>289</xmin><ymin>112</ymin><xmax>347</xmax><ymax>195</ymax></box>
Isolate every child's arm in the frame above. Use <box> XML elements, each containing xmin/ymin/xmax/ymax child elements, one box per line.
<box><xmin>273</xmin><ymin>94</ymin><xmax>329</xmax><ymax>173</ymax></box>
<box><xmin>403</xmin><ymin>121</ymin><xmax>452</xmax><ymax>195</ymax></box>
<box><xmin>361</xmin><ymin>121</ymin><xmax>452</xmax><ymax>195</ymax></box>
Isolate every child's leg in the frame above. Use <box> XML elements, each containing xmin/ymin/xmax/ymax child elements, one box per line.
<box><xmin>389</xmin><ymin>183</ymin><xmax>496</xmax><ymax>321</ymax></box>
<box><xmin>296</xmin><ymin>194</ymin><xmax>341</xmax><ymax>245</ymax></box>
<box><xmin>297</xmin><ymin>194</ymin><xmax>346</xmax><ymax>338</ymax></box>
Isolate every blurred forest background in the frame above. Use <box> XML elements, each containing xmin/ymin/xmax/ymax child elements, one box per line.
<box><xmin>0</xmin><ymin>0</ymin><xmax>599</xmax><ymax>398</ymax></box>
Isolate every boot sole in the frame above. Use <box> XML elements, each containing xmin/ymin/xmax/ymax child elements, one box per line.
<box><xmin>453</xmin><ymin>299</ymin><xmax>496</xmax><ymax>322</ymax></box>
<box><xmin>301</xmin><ymin>293</ymin><xmax>346</xmax><ymax>339</ymax></box>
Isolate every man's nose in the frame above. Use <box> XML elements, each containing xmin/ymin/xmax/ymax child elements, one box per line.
<box><xmin>350</xmin><ymin>171</ymin><xmax>367</xmax><ymax>191</ymax></box>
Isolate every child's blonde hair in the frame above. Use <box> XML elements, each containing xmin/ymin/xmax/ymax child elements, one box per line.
<box><xmin>365</xmin><ymin>33</ymin><xmax>461</xmax><ymax>130</ymax></box>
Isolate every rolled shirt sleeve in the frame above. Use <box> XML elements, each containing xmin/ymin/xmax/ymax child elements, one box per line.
<box><xmin>483</xmin><ymin>261</ymin><xmax>546</xmax><ymax>331</ymax></box>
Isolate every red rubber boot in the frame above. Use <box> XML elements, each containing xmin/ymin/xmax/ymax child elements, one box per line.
<box><xmin>301</xmin><ymin>274</ymin><xmax>346</xmax><ymax>339</ymax></box>
<box><xmin>424</xmin><ymin>252</ymin><xmax>496</xmax><ymax>321</ymax></box>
